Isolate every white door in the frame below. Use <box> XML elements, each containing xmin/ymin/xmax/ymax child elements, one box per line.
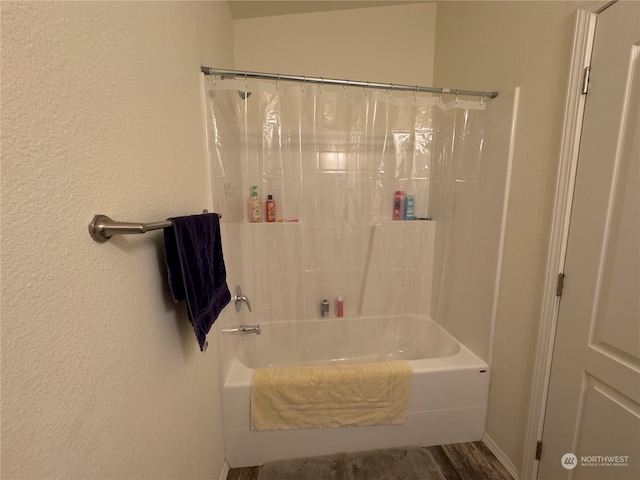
<box><xmin>538</xmin><ymin>2</ymin><xmax>640</xmax><ymax>479</ymax></box>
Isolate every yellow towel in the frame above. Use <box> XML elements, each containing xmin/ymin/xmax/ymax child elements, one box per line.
<box><xmin>250</xmin><ymin>361</ymin><xmax>412</xmax><ymax>431</ymax></box>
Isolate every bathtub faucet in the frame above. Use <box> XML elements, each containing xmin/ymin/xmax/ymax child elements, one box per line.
<box><xmin>222</xmin><ymin>324</ymin><xmax>261</xmax><ymax>335</ymax></box>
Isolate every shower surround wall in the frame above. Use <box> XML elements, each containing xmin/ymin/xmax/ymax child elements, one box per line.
<box><xmin>205</xmin><ymin>77</ymin><xmax>516</xmax><ymax>378</ymax></box>
<box><xmin>431</xmin><ymin>90</ymin><xmax>519</xmax><ymax>362</ymax></box>
<box><xmin>206</xmin><ymin>78</ymin><xmax>440</xmax><ymax>332</ymax></box>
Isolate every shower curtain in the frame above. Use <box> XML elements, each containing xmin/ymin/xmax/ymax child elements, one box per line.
<box><xmin>203</xmin><ymin>75</ymin><xmax>488</xmax><ymax>328</ymax></box>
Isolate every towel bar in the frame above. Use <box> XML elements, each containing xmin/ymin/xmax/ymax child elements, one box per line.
<box><xmin>89</xmin><ymin>210</ymin><xmax>212</xmax><ymax>243</ymax></box>
<box><xmin>89</xmin><ymin>215</ymin><xmax>171</xmax><ymax>243</ymax></box>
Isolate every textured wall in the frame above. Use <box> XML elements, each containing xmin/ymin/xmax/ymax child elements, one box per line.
<box><xmin>233</xmin><ymin>3</ymin><xmax>437</xmax><ymax>87</ymax></box>
<box><xmin>433</xmin><ymin>1</ymin><xmax>581</xmax><ymax>473</ymax></box>
<box><xmin>1</xmin><ymin>2</ymin><xmax>234</xmax><ymax>478</ymax></box>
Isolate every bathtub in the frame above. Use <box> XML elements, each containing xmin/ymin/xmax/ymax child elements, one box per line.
<box><xmin>221</xmin><ymin>315</ymin><xmax>489</xmax><ymax>468</ymax></box>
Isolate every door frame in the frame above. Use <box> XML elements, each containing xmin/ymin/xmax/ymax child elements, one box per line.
<box><xmin>522</xmin><ymin>1</ymin><xmax>616</xmax><ymax>479</ymax></box>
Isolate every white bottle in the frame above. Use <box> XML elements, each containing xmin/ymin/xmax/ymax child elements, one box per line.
<box><xmin>249</xmin><ymin>186</ymin><xmax>262</xmax><ymax>222</ymax></box>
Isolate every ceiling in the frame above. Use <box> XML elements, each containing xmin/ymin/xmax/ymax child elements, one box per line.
<box><xmin>228</xmin><ymin>1</ymin><xmax>431</xmax><ymax>20</ymax></box>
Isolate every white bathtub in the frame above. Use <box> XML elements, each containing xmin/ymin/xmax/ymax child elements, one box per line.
<box><xmin>221</xmin><ymin>315</ymin><xmax>489</xmax><ymax>468</ymax></box>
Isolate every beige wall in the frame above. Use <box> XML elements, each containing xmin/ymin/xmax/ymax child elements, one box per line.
<box><xmin>1</xmin><ymin>2</ymin><xmax>234</xmax><ymax>479</ymax></box>
<box><xmin>433</xmin><ymin>1</ymin><xmax>582</xmax><ymax>473</ymax></box>
<box><xmin>233</xmin><ymin>2</ymin><xmax>437</xmax><ymax>86</ymax></box>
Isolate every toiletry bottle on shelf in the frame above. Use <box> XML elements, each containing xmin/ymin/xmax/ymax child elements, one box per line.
<box><xmin>321</xmin><ymin>299</ymin><xmax>330</xmax><ymax>318</ymax></box>
<box><xmin>249</xmin><ymin>186</ymin><xmax>262</xmax><ymax>222</ymax></box>
<box><xmin>404</xmin><ymin>193</ymin><xmax>415</xmax><ymax>220</ymax></box>
<box><xmin>266</xmin><ymin>194</ymin><xmax>276</xmax><ymax>222</ymax></box>
<box><xmin>335</xmin><ymin>296</ymin><xmax>344</xmax><ymax>318</ymax></box>
<box><xmin>393</xmin><ymin>190</ymin><xmax>404</xmax><ymax>220</ymax></box>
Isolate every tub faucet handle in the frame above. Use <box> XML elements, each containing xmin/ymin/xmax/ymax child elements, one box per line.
<box><xmin>233</xmin><ymin>285</ymin><xmax>252</xmax><ymax>313</ymax></box>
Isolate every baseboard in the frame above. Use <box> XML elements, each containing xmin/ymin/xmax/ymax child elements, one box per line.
<box><xmin>482</xmin><ymin>433</ymin><xmax>520</xmax><ymax>480</ymax></box>
<box><xmin>219</xmin><ymin>460</ymin><xmax>230</xmax><ymax>480</ymax></box>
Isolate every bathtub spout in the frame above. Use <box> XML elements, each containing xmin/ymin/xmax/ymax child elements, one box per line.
<box><xmin>222</xmin><ymin>324</ymin><xmax>261</xmax><ymax>335</ymax></box>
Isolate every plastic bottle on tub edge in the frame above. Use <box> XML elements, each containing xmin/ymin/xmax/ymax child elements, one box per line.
<box><xmin>335</xmin><ymin>296</ymin><xmax>344</xmax><ymax>317</ymax></box>
<box><xmin>321</xmin><ymin>299</ymin><xmax>330</xmax><ymax>318</ymax></box>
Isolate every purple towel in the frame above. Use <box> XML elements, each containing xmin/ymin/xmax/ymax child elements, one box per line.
<box><xmin>163</xmin><ymin>213</ymin><xmax>231</xmax><ymax>351</ymax></box>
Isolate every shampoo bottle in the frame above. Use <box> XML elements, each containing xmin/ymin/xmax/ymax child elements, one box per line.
<box><xmin>249</xmin><ymin>186</ymin><xmax>262</xmax><ymax>222</ymax></box>
<box><xmin>266</xmin><ymin>194</ymin><xmax>276</xmax><ymax>222</ymax></box>
<box><xmin>404</xmin><ymin>193</ymin><xmax>415</xmax><ymax>220</ymax></box>
<box><xmin>393</xmin><ymin>190</ymin><xmax>404</xmax><ymax>220</ymax></box>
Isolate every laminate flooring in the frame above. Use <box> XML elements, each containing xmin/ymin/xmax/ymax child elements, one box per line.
<box><xmin>226</xmin><ymin>441</ymin><xmax>513</xmax><ymax>480</ymax></box>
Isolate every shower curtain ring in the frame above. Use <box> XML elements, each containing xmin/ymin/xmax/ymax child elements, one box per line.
<box><xmin>276</xmin><ymin>74</ymin><xmax>281</xmax><ymax>91</ymax></box>
<box><xmin>389</xmin><ymin>84</ymin><xmax>394</xmax><ymax>98</ymax></box>
<box><xmin>320</xmin><ymin>77</ymin><xmax>324</xmax><ymax>94</ymax></box>
<box><xmin>301</xmin><ymin>76</ymin><xmax>306</xmax><ymax>92</ymax></box>
<box><xmin>414</xmin><ymin>85</ymin><xmax>419</xmax><ymax>102</ymax></box>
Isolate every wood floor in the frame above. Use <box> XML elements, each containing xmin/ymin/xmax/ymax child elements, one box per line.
<box><xmin>226</xmin><ymin>441</ymin><xmax>513</xmax><ymax>480</ymax></box>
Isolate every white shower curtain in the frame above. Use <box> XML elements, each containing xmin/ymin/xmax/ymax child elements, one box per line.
<box><xmin>204</xmin><ymin>75</ymin><xmax>488</xmax><ymax>328</ymax></box>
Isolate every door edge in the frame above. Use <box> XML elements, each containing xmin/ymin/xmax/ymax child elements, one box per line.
<box><xmin>521</xmin><ymin>5</ymin><xmax>603</xmax><ymax>479</ymax></box>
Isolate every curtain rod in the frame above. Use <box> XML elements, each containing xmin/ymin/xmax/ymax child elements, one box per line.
<box><xmin>201</xmin><ymin>67</ymin><xmax>498</xmax><ymax>99</ymax></box>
